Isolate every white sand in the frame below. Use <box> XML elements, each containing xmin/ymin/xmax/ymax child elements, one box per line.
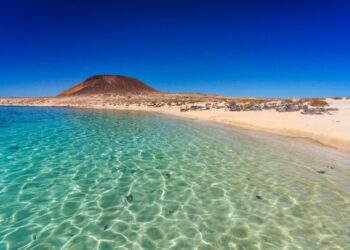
<box><xmin>1</xmin><ymin>96</ymin><xmax>350</xmax><ymax>154</ymax></box>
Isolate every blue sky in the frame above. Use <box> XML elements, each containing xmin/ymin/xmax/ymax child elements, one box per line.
<box><xmin>0</xmin><ymin>0</ymin><xmax>349</xmax><ymax>98</ymax></box>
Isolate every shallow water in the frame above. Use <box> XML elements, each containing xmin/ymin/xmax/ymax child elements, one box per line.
<box><xmin>0</xmin><ymin>107</ymin><xmax>349</xmax><ymax>250</ymax></box>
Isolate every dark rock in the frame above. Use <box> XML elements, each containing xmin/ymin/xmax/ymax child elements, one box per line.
<box><xmin>180</xmin><ymin>107</ymin><xmax>189</xmax><ymax>112</ymax></box>
<box><xmin>228</xmin><ymin>105</ymin><xmax>243</xmax><ymax>112</ymax></box>
<box><xmin>264</xmin><ymin>102</ymin><xmax>281</xmax><ymax>110</ymax></box>
<box><xmin>243</xmin><ymin>106</ymin><xmax>262</xmax><ymax>111</ymax></box>
<box><xmin>214</xmin><ymin>105</ymin><xmax>226</xmax><ymax>109</ymax></box>
<box><xmin>190</xmin><ymin>105</ymin><xmax>208</xmax><ymax>111</ymax></box>
<box><xmin>301</xmin><ymin>108</ymin><xmax>326</xmax><ymax>115</ymax></box>
<box><xmin>326</xmin><ymin>108</ymin><xmax>339</xmax><ymax>112</ymax></box>
<box><xmin>8</xmin><ymin>146</ymin><xmax>20</xmax><ymax>150</ymax></box>
<box><xmin>126</xmin><ymin>194</ymin><xmax>133</xmax><ymax>203</ymax></box>
<box><xmin>167</xmin><ymin>210</ymin><xmax>175</xmax><ymax>215</ymax></box>
<box><xmin>256</xmin><ymin>195</ymin><xmax>263</xmax><ymax>200</ymax></box>
<box><xmin>317</xmin><ymin>170</ymin><xmax>326</xmax><ymax>174</ymax></box>
<box><xmin>276</xmin><ymin>104</ymin><xmax>301</xmax><ymax>112</ymax></box>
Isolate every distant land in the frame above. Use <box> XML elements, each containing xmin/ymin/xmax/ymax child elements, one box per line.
<box><xmin>58</xmin><ymin>75</ymin><xmax>158</xmax><ymax>97</ymax></box>
<box><xmin>0</xmin><ymin>74</ymin><xmax>349</xmax><ymax>154</ymax></box>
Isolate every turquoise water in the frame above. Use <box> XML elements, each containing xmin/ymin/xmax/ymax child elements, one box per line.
<box><xmin>0</xmin><ymin>107</ymin><xmax>350</xmax><ymax>250</ymax></box>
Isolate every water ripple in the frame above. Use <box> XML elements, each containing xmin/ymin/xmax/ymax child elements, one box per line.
<box><xmin>0</xmin><ymin>107</ymin><xmax>349</xmax><ymax>249</ymax></box>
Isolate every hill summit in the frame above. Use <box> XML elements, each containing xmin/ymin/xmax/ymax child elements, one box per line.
<box><xmin>58</xmin><ymin>75</ymin><xmax>158</xmax><ymax>97</ymax></box>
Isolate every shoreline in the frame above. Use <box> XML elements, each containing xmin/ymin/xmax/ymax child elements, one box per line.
<box><xmin>104</xmin><ymin>106</ymin><xmax>350</xmax><ymax>156</ymax></box>
<box><xmin>1</xmin><ymin>101</ymin><xmax>350</xmax><ymax>156</ymax></box>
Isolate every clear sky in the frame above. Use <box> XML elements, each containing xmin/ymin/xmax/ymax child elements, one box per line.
<box><xmin>0</xmin><ymin>0</ymin><xmax>349</xmax><ymax>98</ymax></box>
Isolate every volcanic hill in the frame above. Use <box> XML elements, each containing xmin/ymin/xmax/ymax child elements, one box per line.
<box><xmin>58</xmin><ymin>75</ymin><xmax>158</xmax><ymax>97</ymax></box>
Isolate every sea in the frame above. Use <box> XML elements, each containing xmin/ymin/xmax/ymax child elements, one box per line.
<box><xmin>0</xmin><ymin>106</ymin><xmax>349</xmax><ymax>249</ymax></box>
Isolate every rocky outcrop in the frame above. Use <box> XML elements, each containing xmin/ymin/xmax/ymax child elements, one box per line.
<box><xmin>227</xmin><ymin>101</ymin><xmax>339</xmax><ymax>114</ymax></box>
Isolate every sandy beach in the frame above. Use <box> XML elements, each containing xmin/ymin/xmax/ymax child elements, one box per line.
<box><xmin>1</xmin><ymin>95</ymin><xmax>350</xmax><ymax>154</ymax></box>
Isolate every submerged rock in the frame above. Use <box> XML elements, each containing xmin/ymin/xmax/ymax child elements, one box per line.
<box><xmin>167</xmin><ymin>209</ymin><xmax>175</xmax><ymax>216</ymax></box>
<box><xmin>126</xmin><ymin>194</ymin><xmax>133</xmax><ymax>203</ymax></box>
<box><xmin>256</xmin><ymin>195</ymin><xmax>263</xmax><ymax>200</ymax></box>
<box><xmin>130</xmin><ymin>169</ymin><xmax>139</xmax><ymax>174</ymax></box>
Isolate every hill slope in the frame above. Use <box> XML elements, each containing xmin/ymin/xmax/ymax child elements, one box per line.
<box><xmin>58</xmin><ymin>75</ymin><xmax>158</xmax><ymax>97</ymax></box>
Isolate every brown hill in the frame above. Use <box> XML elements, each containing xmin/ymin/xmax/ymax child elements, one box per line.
<box><xmin>58</xmin><ymin>75</ymin><xmax>158</xmax><ymax>97</ymax></box>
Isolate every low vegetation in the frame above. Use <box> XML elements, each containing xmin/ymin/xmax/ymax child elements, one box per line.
<box><xmin>309</xmin><ymin>98</ymin><xmax>329</xmax><ymax>107</ymax></box>
<box><xmin>226</xmin><ymin>100</ymin><xmax>236</xmax><ymax>106</ymax></box>
<box><xmin>234</xmin><ymin>98</ymin><xmax>269</xmax><ymax>108</ymax></box>
<box><xmin>284</xmin><ymin>98</ymin><xmax>294</xmax><ymax>103</ymax></box>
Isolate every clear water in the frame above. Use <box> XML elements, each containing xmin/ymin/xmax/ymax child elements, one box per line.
<box><xmin>0</xmin><ymin>107</ymin><xmax>350</xmax><ymax>250</ymax></box>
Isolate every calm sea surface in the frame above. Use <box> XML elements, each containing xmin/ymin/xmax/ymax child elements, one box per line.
<box><xmin>0</xmin><ymin>107</ymin><xmax>349</xmax><ymax>249</ymax></box>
